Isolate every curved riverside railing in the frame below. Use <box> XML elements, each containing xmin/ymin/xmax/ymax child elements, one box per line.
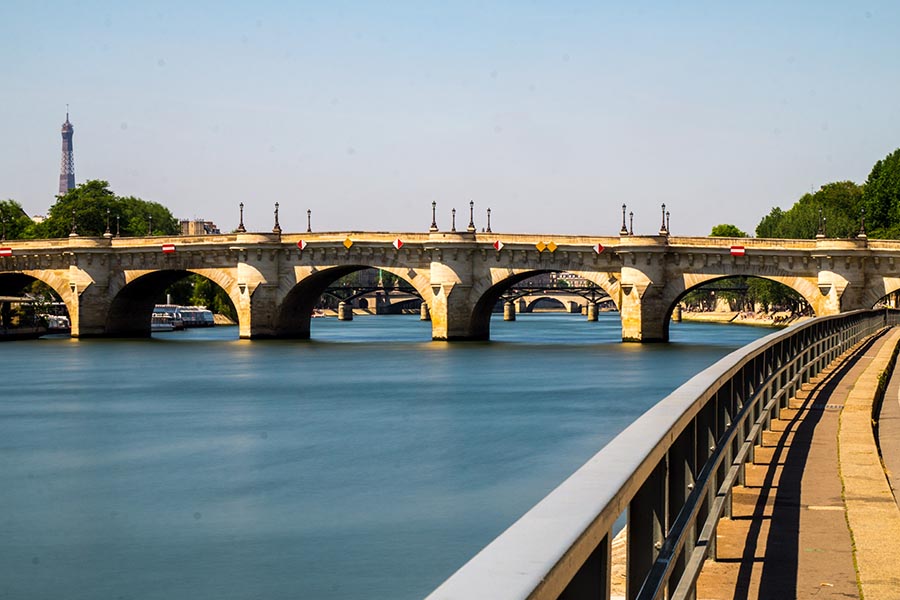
<box><xmin>428</xmin><ymin>309</ymin><xmax>900</xmax><ymax>600</ymax></box>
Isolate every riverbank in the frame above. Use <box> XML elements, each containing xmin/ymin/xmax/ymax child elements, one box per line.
<box><xmin>680</xmin><ymin>310</ymin><xmax>809</xmax><ymax>328</ymax></box>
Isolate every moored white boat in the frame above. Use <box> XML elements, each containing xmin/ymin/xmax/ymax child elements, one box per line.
<box><xmin>151</xmin><ymin>312</ymin><xmax>175</xmax><ymax>332</ymax></box>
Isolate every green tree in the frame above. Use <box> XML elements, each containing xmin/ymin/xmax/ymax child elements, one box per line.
<box><xmin>746</xmin><ymin>278</ymin><xmax>799</xmax><ymax>312</ymax></box>
<box><xmin>754</xmin><ymin>181</ymin><xmax>863</xmax><ymax>239</ymax></box>
<box><xmin>33</xmin><ymin>180</ymin><xmax>179</xmax><ymax>238</ymax></box>
<box><xmin>710</xmin><ymin>224</ymin><xmax>747</xmax><ymax>237</ymax></box>
<box><xmin>189</xmin><ymin>277</ymin><xmax>237</xmax><ymax>320</ymax></box>
<box><xmin>862</xmin><ymin>148</ymin><xmax>900</xmax><ymax>237</ymax></box>
<box><xmin>755</xmin><ymin>207</ymin><xmax>784</xmax><ymax>238</ymax></box>
<box><xmin>0</xmin><ymin>200</ymin><xmax>37</xmax><ymax>240</ymax></box>
<box><xmin>161</xmin><ymin>274</ymin><xmax>237</xmax><ymax>320</ymax></box>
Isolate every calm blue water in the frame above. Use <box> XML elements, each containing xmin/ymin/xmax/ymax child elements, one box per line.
<box><xmin>0</xmin><ymin>314</ymin><xmax>770</xmax><ymax>599</ymax></box>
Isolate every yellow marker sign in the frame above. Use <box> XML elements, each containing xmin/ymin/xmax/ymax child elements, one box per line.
<box><xmin>343</xmin><ymin>238</ymin><xmax>353</xmax><ymax>249</ymax></box>
<box><xmin>536</xmin><ymin>241</ymin><xmax>547</xmax><ymax>252</ymax></box>
<box><xmin>547</xmin><ymin>241</ymin><xmax>557</xmax><ymax>253</ymax></box>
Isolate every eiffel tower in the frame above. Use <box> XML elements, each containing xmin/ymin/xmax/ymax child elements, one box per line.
<box><xmin>59</xmin><ymin>108</ymin><xmax>75</xmax><ymax>195</ymax></box>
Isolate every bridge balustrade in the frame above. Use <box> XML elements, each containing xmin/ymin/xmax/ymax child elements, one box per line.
<box><xmin>427</xmin><ymin>309</ymin><xmax>900</xmax><ymax>600</ymax></box>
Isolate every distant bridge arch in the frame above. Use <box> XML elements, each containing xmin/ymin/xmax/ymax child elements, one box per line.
<box><xmin>522</xmin><ymin>296</ymin><xmax>570</xmax><ymax>313</ymax></box>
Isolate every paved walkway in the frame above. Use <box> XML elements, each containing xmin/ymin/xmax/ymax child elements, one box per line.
<box><xmin>695</xmin><ymin>327</ymin><xmax>900</xmax><ymax>599</ymax></box>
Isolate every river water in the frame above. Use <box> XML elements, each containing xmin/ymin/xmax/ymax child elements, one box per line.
<box><xmin>0</xmin><ymin>314</ymin><xmax>771</xmax><ymax>599</ymax></box>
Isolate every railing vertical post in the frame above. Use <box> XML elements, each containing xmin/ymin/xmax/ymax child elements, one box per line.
<box><xmin>695</xmin><ymin>403</ymin><xmax>716</xmax><ymax>559</ymax></box>
<box><xmin>735</xmin><ymin>370</ymin><xmax>747</xmax><ymax>487</ymax></box>
<box><xmin>760</xmin><ymin>382</ymin><xmax>772</xmax><ymax>444</ymax></box>
<box><xmin>668</xmin><ymin>424</ymin><xmax>696</xmax><ymax>598</ymax></box>
<box><xmin>718</xmin><ymin>385</ymin><xmax>734</xmax><ymax>519</ymax></box>
<box><xmin>560</xmin><ymin>532</ymin><xmax>612</xmax><ymax>600</ymax></box>
<box><xmin>627</xmin><ymin>461</ymin><xmax>667</xmax><ymax>600</ymax></box>
<box><xmin>786</xmin><ymin>346</ymin><xmax>797</xmax><ymax>406</ymax></box>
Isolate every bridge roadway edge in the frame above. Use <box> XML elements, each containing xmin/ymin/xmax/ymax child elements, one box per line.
<box><xmin>696</xmin><ymin>327</ymin><xmax>900</xmax><ymax>599</ymax></box>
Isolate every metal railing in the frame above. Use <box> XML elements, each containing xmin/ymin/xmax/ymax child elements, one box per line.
<box><xmin>428</xmin><ymin>309</ymin><xmax>899</xmax><ymax>600</ymax></box>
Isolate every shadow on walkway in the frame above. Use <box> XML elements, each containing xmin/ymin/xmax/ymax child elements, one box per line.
<box><xmin>727</xmin><ymin>336</ymin><xmax>878</xmax><ymax>599</ymax></box>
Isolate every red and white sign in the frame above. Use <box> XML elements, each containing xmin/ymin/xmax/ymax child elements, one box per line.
<box><xmin>297</xmin><ymin>240</ymin><xmax>308</xmax><ymax>250</ymax></box>
<box><xmin>392</xmin><ymin>238</ymin><xmax>404</xmax><ymax>250</ymax></box>
<box><xmin>594</xmin><ymin>243</ymin><xmax>604</xmax><ymax>254</ymax></box>
<box><xmin>161</xmin><ymin>244</ymin><xmax>176</xmax><ymax>254</ymax></box>
<box><xmin>0</xmin><ymin>247</ymin><xmax>11</xmax><ymax>257</ymax></box>
<box><xmin>493</xmin><ymin>240</ymin><xmax>504</xmax><ymax>251</ymax></box>
<box><xmin>730</xmin><ymin>246</ymin><xmax>746</xmax><ymax>257</ymax></box>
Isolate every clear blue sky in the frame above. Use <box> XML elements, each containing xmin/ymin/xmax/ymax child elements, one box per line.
<box><xmin>2</xmin><ymin>1</ymin><xmax>898</xmax><ymax>236</ymax></box>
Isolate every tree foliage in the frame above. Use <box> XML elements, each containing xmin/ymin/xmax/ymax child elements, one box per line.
<box><xmin>752</xmin><ymin>149</ymin><xmax>900</xmax><ymax>239</ymax></box>
<box><xmin>755</xmin><ymin>207</ymin><xmax>785</xmax><ymax>238</ymax></box>
<box><xmin>24</xmin><ymin>180</ymin><xmax>179</xmax><ymax>239</ymax></box>
<box><xmin>755</xmin><ymin>181</ymin><xmax>863</xmax><ymax>239</ymax></box>
<box><xmin>710</xmin><ymin>224</ymin><xmax>747</xmax><ymax>237</ymax></box>
<box><xmin>862</xmin><ymin>148</ymin><xmax>900</xmax><ymax>237</ymax></box>
<box><xmin>756</xmin><ymin>181</ymin><xmax>863</xmax><ymax>239</ymax></box>
<box><xmin>681</xmin><ymin>277</ymin><xmax>806</xmax><ymax>314</ymax></box>
<box><xmin>189</xmin><ymin>277</ymin><xmax>237</xmax><ymax>320</ymax></box>
<box><xmin>0</xmin><ymin>200</ymin><xmax>35</xmax><ymax>240</ymax></box>
<box><xmin>163</xmin><ymin>274</ymin><xmax>237</xmax><ymax>320</ymax></box>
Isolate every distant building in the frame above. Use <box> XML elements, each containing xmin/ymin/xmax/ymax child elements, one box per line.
<box><xmin>59</xmin><ymin>110</ymin><xmax>75</xmax><ymax>195</ymax></box>
<box><xmin>180</xmin><ymin>219</ymin><xmax>221</xmax><ymax>236</ymax></box>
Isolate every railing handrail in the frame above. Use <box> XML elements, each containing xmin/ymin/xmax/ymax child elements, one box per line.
<box><xmin>427</xmin><ymin>309</ymin><xmax>896</xmax><ymax>600</ymax></box>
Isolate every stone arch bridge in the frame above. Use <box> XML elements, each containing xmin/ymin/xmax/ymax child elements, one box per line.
<box><xmin>2</xmin><ymin>231</ymin><xmax>899</xmax><ymax>342</ymax></box>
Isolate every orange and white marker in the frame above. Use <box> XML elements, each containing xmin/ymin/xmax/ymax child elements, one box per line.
<box><xmin>162</xmin><ymin>244</ymin><xmax>176</xmax><ymax>254</ymax></box>
<box><xmin>392</xmin><ymin>238</ymin><xmax>403</xmax><ymax>250</ymax></box>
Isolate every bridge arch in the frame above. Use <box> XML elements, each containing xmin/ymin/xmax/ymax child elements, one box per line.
<box><xmin>272</xmin><ymin>265</ymin><xmax>432</xmax><ymax>338</ymax></box>
<box><xmin>522</xmin><ymin>296</ymin><xmax>569</xmax><ymax>313</ymax></box>
<box><xmin>0</xmin><ymin>270</ymin><xmax>78</xmax><ymax>330</ymax></box>
<box><xmin>467</xmin><ymin>269</ymin><xmax>620</xmax><ymax>340</ymax></box>
<box><xmin>105</xmin><ymin>268</ymin><xmax>241</xmax><ymax>337</ymax></box>
<box><xmin>654</xmin><ymin>274</ymin><xmax>820</xmax><ymax>340</ymax></box>
<box><xmin>861</xmin><ymin>277</ymin><xmax>900</xmax><ymax>310</ymax></box>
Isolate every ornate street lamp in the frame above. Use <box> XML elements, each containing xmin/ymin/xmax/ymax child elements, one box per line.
<box><xmin>237</xmin><ymin>202</ymin><xmax>247</xmax><ymax>233</ymax></box>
